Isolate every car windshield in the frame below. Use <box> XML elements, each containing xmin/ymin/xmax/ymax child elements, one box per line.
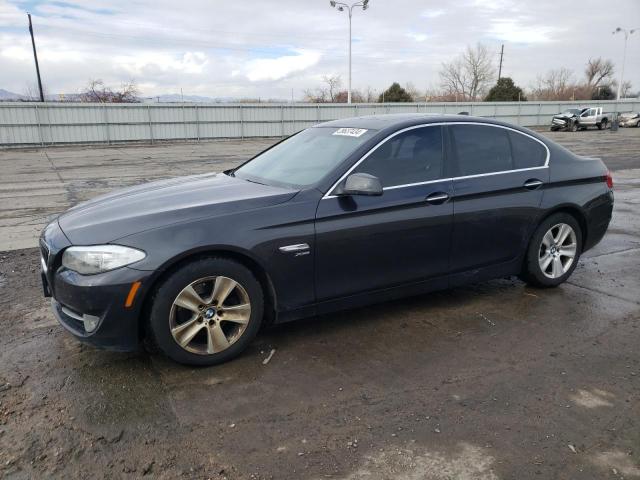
<box><xmin>562</xmin><ymin>109</ymin><xmax>582</xmax><ymax>115</ymax></box>
<box><xmin>233</xmin><ymin>127</ymin><xmax>376</xmax><ymax>189</ymax></box>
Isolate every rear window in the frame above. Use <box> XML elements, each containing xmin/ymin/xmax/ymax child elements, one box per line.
<box><xmin>508</xmin><ymin>131</ymin><xmax>547</xmax><ymax>169</ymax></box>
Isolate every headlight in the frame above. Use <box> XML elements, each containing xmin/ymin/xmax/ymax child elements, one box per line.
<box><xmin>62</xmin><ymin>245</ymin><xmax>146</xmax><ymax>275</ymax></box>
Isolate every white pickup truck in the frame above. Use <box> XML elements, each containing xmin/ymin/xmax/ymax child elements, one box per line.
<box><xmin>550</xmin><ymin>107</ymin><xmax>610</xmax><ymax>132</ymax></box>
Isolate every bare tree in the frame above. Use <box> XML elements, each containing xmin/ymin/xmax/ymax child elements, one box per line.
<box><xmin>334</xmin><ymin>89</ymin><xmax>365</xmax><ymax>103</ymax></box>
<box><xmin>80</xmin><ymin>79</ymin><xmax>139</xmax><ymax>103</ymax></box>
<box><xmin>322</xmin><ymin>75</ymin><xmax>342</xmax><ymax>102</ymax></box>
<box><xmin>529</xmin><ymin>68</ymin><xmax>576</xmax><ymax>100</ymax></box>
<box><xmin>618</xmin><ymin>80</ymin><xmax>633</xmax><ymax>98</ymax></box>
<box><xmin>303</xmin><ymin>87</ymin><xmax>328</xmax><ymax>103</ymax></box>
<box><xmin>363</xmin><ymin>86</ymin><xmax>377</xmax><ymax>103</ymax></box>
<box><xmin>404</xmin><ymin>82</ymin><xmax>422</xmax><ymax>102</ymax></box>
<box><xmin>23</xmin><ymin>83</ymin><xmax>48</xmax><ymax>101</ymax></box>
<box><xmin>439</xmin><ymin>43</ymin><xmax>495</xmax><ymax>101</ymax></box>
<box><xmin>585</xmin><ymin>57</ymin><xmax>614</xmax><ymax>87</ymax></box>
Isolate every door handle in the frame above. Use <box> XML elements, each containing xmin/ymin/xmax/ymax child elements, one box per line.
<box><xmin>523</xmin><ymin>179</ymin><xmax>543</xmax><ymax>190</ymax></box>
<box><xmin>278</xmin><ymin>243</ymin><xmax>310</xmax><ymax>256</ymax></box>
<box><xmin>425</xmin><ymin>192</ymin><xmax>449</xmax><ymax>205</ymax></box>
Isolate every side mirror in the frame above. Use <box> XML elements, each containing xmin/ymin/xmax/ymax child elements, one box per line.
<box><xmin>339</xmin><ymin>173</ymin><xmax>383</xmax><ymax>196</ymax></box>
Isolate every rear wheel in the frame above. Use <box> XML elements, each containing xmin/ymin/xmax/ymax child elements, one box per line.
<box><xmin>598</xmin><ymin>119</ymin><xmax>608</xmax><ymax>130</ymax></box>
<box><xmin>520</xmin><ymin>213</ymin><xmax>582</xmax><ymax>288</ymax></box>
<box><xmin>148</xmin><ymin>257</ymin><xmax>264</xmax><ymax>365</ymax></box>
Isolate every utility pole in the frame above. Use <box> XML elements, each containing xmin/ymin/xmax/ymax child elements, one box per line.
<box><xmin>498</xmin><ymin>44</ymin><xmax>504</xmax><ymax>80</ymax></box>
<box><xmin>27</xmin><ymin>13</ymin><xmax>45</xmax><ymax>102</ymax></box>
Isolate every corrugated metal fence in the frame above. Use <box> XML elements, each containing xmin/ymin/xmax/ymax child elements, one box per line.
<box><xmin>1</xmin><ymin>100</ymin><xmax>639</xmax><ymax>147</ymax></box>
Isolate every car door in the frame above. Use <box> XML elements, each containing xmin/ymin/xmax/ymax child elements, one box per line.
<box><xmin>580</xmin><ymin>108</ymin><xmax>597</xmax><ymax>127</ymax></box>
<box><xmin>315</xmin><ymin>125</ymin><xmax>453</xmax><ymax>305</ymax></box>
<box><xmin>448</xmin><ymin>123</ymin><xmax>549</xmax><ymax>280</ymax></box>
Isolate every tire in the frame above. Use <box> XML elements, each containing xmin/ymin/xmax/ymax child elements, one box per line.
<box><xmin>520</xmin><ymin>213</ymin><xmax>582</xmax><ymax>288</ymax></box>
<box><xmin>570</xmin><ymin>122</ymin><xmax>578</xmax><ymax>132</ymax></box>
<box><xmin>598</xmin><ymin>119</ymin><xmax>608</xmax><ymax>130</ymax></box>
<box><xmin>147</xmin><ymin>257</ymin><xmax>264</xmax><ymax>366</ymax></box>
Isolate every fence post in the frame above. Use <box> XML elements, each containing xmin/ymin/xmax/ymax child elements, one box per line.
<box><xmin>34</xmin><ymin>104</ymin><xmax>44</xmax><ymax>147</ymax></box>
<box><xmin>537</xmin><ymin>103</ymin><xmax>542</xmax><ymax>126</ymax></box>
<box><xmin>195</xmin><ymin>105</ymin><xmax>200</xmax><ymax>142</ymax></box>
<box><xmin>182</xmin><ymin>103</ymin><xmax>187</xmax><ymax>142</ymax></box>
<box><xmin>103</xmin><ymin>104</ymin><xmax>111</xmax><ymax>145</ymax></box>
<box><xmin>517</xmin><ymin>101</ymin><xmax>521</xmax><ymax>126</ymax></box>
<box><xmin>147</xmin><ymin>105</ymin><xmax>154</xmax><ymax>144</ymax></box>
<box><xmin>240</xmin><ymin>104</ymin><xmax>244</xmax><ymax>140</ymax></box>
<box><xmin>45</xmin><ymin>104</ymin><xmax>53</xmax><ymax>146</ymax></box>
<box><xmin>281</xmin><ymin>105</ymin><xmax>285</xmax><ymax>137</ymax></box>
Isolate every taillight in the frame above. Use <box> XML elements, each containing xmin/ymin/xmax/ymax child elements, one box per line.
<box><xmin>605</xmin><ymin>170</ymin><xmax>613</xmax><ymax>189</ymax></box>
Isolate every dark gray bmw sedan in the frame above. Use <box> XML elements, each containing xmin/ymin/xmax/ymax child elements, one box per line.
<box><xmin>40</xmin><ymin>114</ymin><xmax>614</xmax><ymax>365</ymax></box>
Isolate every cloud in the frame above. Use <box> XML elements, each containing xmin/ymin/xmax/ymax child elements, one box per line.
<box><xmin>244</xmin><ymin>49</ymin><xmax>321</xmax><ymax>82</ymax></box>
<box><xmin>115</xmin><ymin>52</ymin><xmax>209</xmax><ymax>77</ymax></box>
<box><xmin>406</xmin><ymin>32</ymin><xmax>430</xmax><ymax>42</ymax></box>
<box><xmin>0</xmin><ymin>0</ymin><xmax>638</xmax><ymax>99</ymax></box>
<box><xmin>420</xmin><ymin>9</ymin><xmax>445</xmax><ymax>19</ymax></box>
<box><xmin>488</xmin><ymin>19</ymin><xmax>561</xmax><ymax>44</ymax></box>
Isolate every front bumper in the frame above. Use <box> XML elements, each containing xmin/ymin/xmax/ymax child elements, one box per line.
<box><xmin>40</xmin><ymin>220</ymin><xmax>151</xmax><ymax>351</ymax></box>
<box><xmin>47</xmin><ymin>266</ymin><xmax>151</xmax><ymax>351</ymax></box>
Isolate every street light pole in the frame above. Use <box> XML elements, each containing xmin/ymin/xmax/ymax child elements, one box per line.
<box><xmin>612</xmin><ymin>27</ymin><xmax>637</xmax><ymax>100</ymax></box>
<box><xmin>330</xmin><ymin>0</ymin><xmax>369</xmax><ymax>104</ymax></box>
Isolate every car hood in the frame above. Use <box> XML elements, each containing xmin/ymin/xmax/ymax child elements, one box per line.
<box><xmin>58</xmin><ymin>172</ymin><xmax>297</xmax><ymax>244</ymax></box>
<box><xmin>553</xmin><ymin>113</ymin><xmax>575</xmax><ymax>119</ymax></box>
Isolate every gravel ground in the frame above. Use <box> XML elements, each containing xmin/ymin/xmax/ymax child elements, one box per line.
<box><xmin>0</xmin><ymin>128</ymin><xmax>639</xmax><ymax>479</ymax></box>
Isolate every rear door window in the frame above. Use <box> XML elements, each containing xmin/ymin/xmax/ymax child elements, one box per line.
<box><xmin>508</xmin><ymin>131</ymin><xmax>547</xmax><ymax>169</ymax></box>
<box><xmin>450</xmin><ymin>124</ymin><xmax>513</xmax><ymax>176</ymax></box>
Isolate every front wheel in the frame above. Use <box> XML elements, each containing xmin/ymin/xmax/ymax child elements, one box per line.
<box><xmin>520</xmin><ymin>213</ymin><xmax>582</xmax><ymax>288</ymax></box>
<box><xmin>569</xmin><ymin>121</ymin><xmax>578</xmax><ymax>132</ymax></box>
<box><xmin>147</xmin><ymin>257</ymin><xmax>264</xmax><ymax>365</ymax></box>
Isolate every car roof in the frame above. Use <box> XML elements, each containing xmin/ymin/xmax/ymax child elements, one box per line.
<box><xmin>316</xmin><ymin>113</ymin><xmax>525</xmax><ymax>132</ymax></box>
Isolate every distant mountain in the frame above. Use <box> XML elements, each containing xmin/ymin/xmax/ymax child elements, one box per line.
<box><xmin>0</xmin><ymin>89</ymin><xmax>286</xmax><ymax>103</ymax></box>
<box><xmin>0</xmin><ymin>89</ymin><xmax>23</xmax><ymax>100</ymax></box>
<box><xmin>142</xmin><ymin>94</ymin><xmax>237</xmax><ymax>103</ymax></box>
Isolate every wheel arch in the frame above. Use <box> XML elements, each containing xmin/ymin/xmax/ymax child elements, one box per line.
<box><xmin>137</xmin><ymin>246</ymin><xmax>278</xmax><ymax>341</ymax></box>
<box><xmin>519</xmin><ymin>205</ymin><xmax>588</xmax><ymax>277</ymax></box>
<box><xmin>532</xmin><ymin>205</ymin><xmax>589</xmax><ymax>248</ymax></box>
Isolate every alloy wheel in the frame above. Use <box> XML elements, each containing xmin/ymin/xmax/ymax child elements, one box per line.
<box><xmin>538</xmin><ymin>223</ymin><xmax>577</xmax><ymax>279</ymax></box>
<box><xmin>169</xmin><ymin>276</ymin><xmax>251</xmax><ymax>355</ymax></box>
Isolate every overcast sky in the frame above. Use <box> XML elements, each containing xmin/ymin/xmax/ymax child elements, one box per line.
<box><xmin>1</xmin><ymin>0</ymin><xmax>638</xmax><ymax>99</ymax></box>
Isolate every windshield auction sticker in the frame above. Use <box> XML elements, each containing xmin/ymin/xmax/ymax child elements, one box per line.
<box><xmin>333</xmin><ymin>127</ymin><xmax>368</xmax><ymax>137</ymax></box>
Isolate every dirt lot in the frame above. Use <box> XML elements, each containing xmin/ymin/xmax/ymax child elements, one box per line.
<box><xmin>1</xmin><ymin>128</ymin><xmax>640</xmax><ymax>479</ymax></box>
